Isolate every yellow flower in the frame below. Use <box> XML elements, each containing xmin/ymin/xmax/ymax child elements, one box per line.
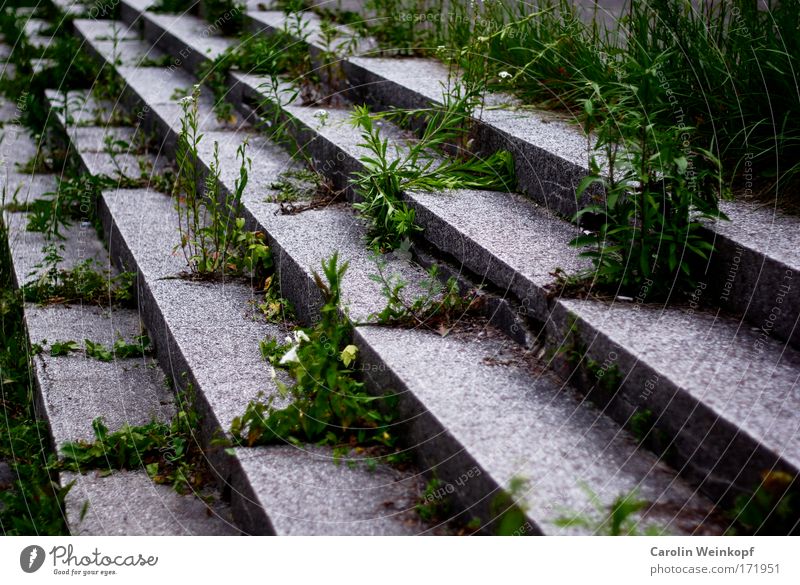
<box><xmin>340</xmin><ymin>344</ymin><xmax>358</xmax><ymax>367</ymax></box>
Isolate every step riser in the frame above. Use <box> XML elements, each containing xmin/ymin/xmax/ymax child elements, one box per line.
<box><xmin>547</xmin><ymin>303</ymin><xmax>795</xmax><ymax>500</ymax></box>
<box><xmin>355</xmin><ymin>330</ymin><xmax>539</xmax><ymax>534</ymax></box>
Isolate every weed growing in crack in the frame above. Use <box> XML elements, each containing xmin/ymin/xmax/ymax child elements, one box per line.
<box><xmin>56</xmin><ymin>386</ymin><xmax>209</xmax><ymax>495</ymax></box>
<box><xmin>25</xmin><ymin>174</ymin><xmax>105</xmax><ymax>238</ymax></box>
<box><xmin>172</xmin><ymin>88</ymin><xmax>271</xmax><ymax>279</ymax></box>
<box><xmin>231</xmin><ymin>253</ymin><xmax>399</xmax><ymax>454</ymax></box>
<box><xmin>198</xmin><ymin>5</ymin><xmax>315</xmax><ymax>120</ymax></box>
<box><xmin>350</xmin><ymin>104</ymin><xmax>515</xmax><ymax>251</ymax></box>
<box><xmin>726</xmin><ymin>471</ymin><xmax>799</xmax><ymax>535</ymax></box>
<box><xmin>554</xmin><ymin>486</ymin><xmax>664</xmax><ymax>536</ymax></box>
<box><xmin>49</xmin><ymin>339</ymin><xmax>80</xmax><ymax>357</ymax></box>
<box><xmin>368</xmin><ymin>258</ymin><xmax>478</xmax><ymax>330</ymax></box>
<box><xmin>416</xmin><ymin>477</ymin><xmax>452</xmax><ymax>524</ymax></box>
<box><xmin>489</xmin><ymin>476</ymin><xmax>531</xmax><ymax>536</ymax></box>
<box><xmin>22</xmin><ymin>245</ymin><xmax>135</xmax><ymax>307</ymax></box>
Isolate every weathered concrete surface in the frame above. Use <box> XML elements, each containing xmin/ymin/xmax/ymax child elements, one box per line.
<box><xmin>63</xmin><ymin>470</ymin><xmax>240</xmax><ymax>536</ymax></box>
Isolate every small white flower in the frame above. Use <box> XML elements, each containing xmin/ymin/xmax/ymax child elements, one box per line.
<box><xmin>269</xmin><ymin>366</ymin><xmax>277</xmax><ymax>381</ymax></box>
<box><xmin>294</xmin><ymin>330</ymin><xmax>310</xmax><ymax>344</ymax></box>
<box><xmin>498</xmin><ymin>71</ymin><xmax>512</xmax><ymax>80</ymax></box>
<box><xmin>178</xmin><ymin>95</ymin><xmax>194</xmax><ymax>105</ymax></box>
<box><xmin>284</xmin><ymin>335</ymin><xmax>292</xmax><ymax>344</ymax></box>
<box><xmin>279</xmin><ymin>345</ymin><xmax>299</xmax><ymax>365</ymax></box>
<box><xmin>313</xmin><ymin>109</ymin><xmax>329</xmax><ymax>126</ymax></box>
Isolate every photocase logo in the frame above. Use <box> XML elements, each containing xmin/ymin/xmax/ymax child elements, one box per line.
<box><xmin>20</xmin><ymin>545</ymin><xmax>46</xmax><ymax>573</ymax></box>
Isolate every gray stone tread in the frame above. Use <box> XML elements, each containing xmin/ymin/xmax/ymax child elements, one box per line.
<box><xmin>355</xmin><ymin>325</ymin><xmax>721</xmax><ymax>535</ymax></box>
<box><xmin>560</xmin><ymin>298</ymin><xmax>800</xmax><ymax>473</ymax></box>
<box><xmin>63</xmin><ymin>469</ymin><xmax>240</xmax><ymax>536</ymax></box>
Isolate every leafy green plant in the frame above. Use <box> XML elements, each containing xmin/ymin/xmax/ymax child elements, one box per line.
<box><xmin>351</xmin><ymin>104</ymin><xmax>515</xmax><ymax>251</ymax></box>
<box><xmin>727</xmin><ymin>471</ymin><xmax>799</xmax><ymax>535</ymax></box>
<box><xmin>49</xmin><ymin>339</ymin><xmax>80</xmax><ymax>357</ymax></box>
<box><xmin>416</xmin><ymin>477</ymin><xmax>452</xmax><ymax>523</ymax></box>
<box><xmin>172</xmin><ymin>89</ymin><xmax>272</xmax><ymax>278</ymax></box>
<box><xmin>568</xmin><ymin>51</ymin><xmax>726</xmax><ymax>298</ymax></box>
<box><xmin>255</xmin><ymin>274</ymin><xmax>292</xmax><ymax>322</ymax></box>
<box><xmin>555</xmin><ymin>486</ymin><xmax>663</xmax><ymax>535</ymax></box>
<box><xmin>231</xmin><ymin>253</ymin><xmax>397</xmax><ymax>451</ymax></box>
<box><xmin>25</xmin><ymin>174</ymin><xmax>107</xmax><ymax>238</ymax></box>
<box><xmin>57</xmin><ymin>387</ymin><xmax>208</xmax><ymax>494</ymax></box>
<box><xmin>491</xmin><ymin>476</ymin><xmax>531</xmax><ymax>536</ymax></box>
<box><xmin>85</xmin><ymin>335</ymin><xmax>151</xmax><ymax>362</ymax></box>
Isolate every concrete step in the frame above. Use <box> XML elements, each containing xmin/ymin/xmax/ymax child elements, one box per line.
<box><xmin>2</xmin><ymin>123</ymin><xmax>237</xmax><ymax>535</ymax></box>
<box><xmin>72</xmin><ymin>20</ymin><xmax>726</xmax><ymax>534</ymax></box>
<box><xmin>244</xmin><ymin>7</ymin><xmax>800</xmax><ymax>351</ymax></box>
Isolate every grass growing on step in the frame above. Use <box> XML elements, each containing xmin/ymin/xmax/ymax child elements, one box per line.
<box><xmin>0</xmin><ymin>217</ymin><xmax>70</xmax><ymax>535</ymax></box>
<box><xmin>173</xmin><ymin>88</ymin><xmax>272</xmax><ymax>279</ymax></box>
<box><xmin>565</xmin><ymin>44</ymin><xmax>726</xmax><ymax>299</ymax></box>
<box><xmin>57</xmin><ymin>387</ymin><xmax>210</xmax><ymax>495</ymax></box>
<box><xmin>45</xmin><ymin>335</ymin><xmax>152</xmax><ymax>361</ymax></box>
<box><xmin>555</xmin><ymin>487</ymin><xmax>664</xmax><ymax>536</ymax></box>
<box><xmin>231</xmin><ymin>253</ymin><xmax>399</xmax><ymax>455</ymax></box>
<box><xmin>21</xmin><ymin>244</ymin><xmax>136</xmax><ymax>307</ymax></box>
<box><xmin>351</xmin><ymin>104</ymin><xmax>515</xmax><ymax>252</ymax></box>
<box><xmin>199</xmin><ymin>32</ymin><xmax>305</xmax><ymax>122</ymax></box>
<box><xmin>0</xmin><ymin>10</ymin><xmax>100</xmax><ymax>134</ymax></box>
<box><xmin>197</xmin><ymin>5</ymin><xmax>318</xmax><ymax>120</ymax></box>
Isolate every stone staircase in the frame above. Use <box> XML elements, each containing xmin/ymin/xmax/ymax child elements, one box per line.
<box><xmin>1</xmin><ymin>0</ymin><xmax>797</xmax><ymax>535</ymax></box>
